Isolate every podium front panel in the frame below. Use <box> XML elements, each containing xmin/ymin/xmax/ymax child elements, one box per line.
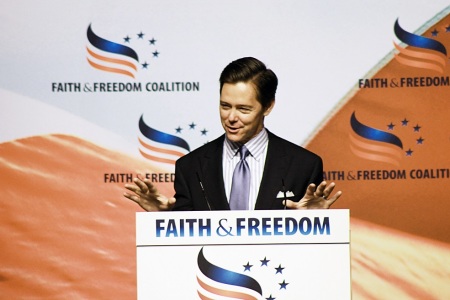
<box><xmin>136</xmin><ymin>209</ymin><xmax>351</xmax><ymax>299</ymax></box>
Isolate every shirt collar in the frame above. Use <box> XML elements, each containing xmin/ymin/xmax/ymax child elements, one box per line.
<box><xmin>224</xmin><ymin>128</ymin><xmax>269</xmax><ymax>161</ymax></box>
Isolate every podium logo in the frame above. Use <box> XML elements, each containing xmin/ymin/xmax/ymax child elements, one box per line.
<box><xmin>393</xmin><ymin>18</ymin><xmax>449</xmax><ymax>73</ymax></box>
<box><xmin>349</xmin><ymin>111</ymin><xmax>425</xmax><ymax>166</ymax></box>
<box><xmin>86</xmin><ymin>24</ymin><xmax>160</xmax><ymax>78</ymax></box>
<box><xmin>197</xmin><ymin>248</ymin><xmax>289</xmax><ymax>300</ymax></box>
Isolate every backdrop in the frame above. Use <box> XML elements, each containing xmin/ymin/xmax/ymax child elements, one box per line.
<box><xmin>1</xmin><ymin>1</ymin><xmax>449</xmax><ymax>299</ymax></box>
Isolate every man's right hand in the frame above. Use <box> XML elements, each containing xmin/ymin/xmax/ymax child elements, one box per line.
<box><xmin>124</xmin><ymin>178</ymin><xmax>176</xmax><ymax>211</ymax></box>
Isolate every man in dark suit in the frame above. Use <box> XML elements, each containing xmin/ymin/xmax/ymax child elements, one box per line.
<box><xmin>124</xmin><ymin>57</ymin><xmax>341</xmax><ymax>211</ymax></box>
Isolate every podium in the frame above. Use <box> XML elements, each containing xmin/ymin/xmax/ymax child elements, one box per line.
<box><xmin>136</xmin><ymin>209</ymin><xmax>351</xmax><ymax>299</ymax></box>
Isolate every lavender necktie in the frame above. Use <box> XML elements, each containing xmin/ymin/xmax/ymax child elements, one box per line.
<box><xmin>229</xmin><ymin>146</ymin><xmax>251</xmax><ymax>210</ymax></box>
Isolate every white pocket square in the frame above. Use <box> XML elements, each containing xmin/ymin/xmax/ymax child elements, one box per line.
<box><xmin>276</xmin><ymin>190</ymin><xmax>295</xmax><ymax>198</ymax></box>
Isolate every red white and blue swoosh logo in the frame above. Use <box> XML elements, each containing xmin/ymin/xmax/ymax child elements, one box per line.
<box><xmin>197</xmin><ymin>248</ymin><xmax>290</xmax><ymax>300</ymax></box>
<box><xmin>86</xmin><ymin>24</ymin><xmax>159</xmax><ymax>78</ymax></box>
<box><xmin>393</xmin><ymin>19</ymin><xmax>449</xmax><ymax>73</ymax></box>
<box><xmin>138</xmin><ymin>115</ymin><xmax>209</xmax><ymax>165</ymax></box>
<box><xmin>349</xmin><ymin>111</ymin><xmax>425</xmax><ymax>166</ymax></box>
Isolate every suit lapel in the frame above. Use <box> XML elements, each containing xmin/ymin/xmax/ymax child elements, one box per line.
<box><xmin>200</xmin><ymin>135</ymin><xmax>230</xmax><ymax>210</ymax></box>
<box><xmin>255</xmin><ymin>133</ymin><xmax>289</xmax><ymax>209</ymax></box>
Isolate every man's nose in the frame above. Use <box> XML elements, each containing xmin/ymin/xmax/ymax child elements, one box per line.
<box><xmin>228</xmin><ymin>109</ymin><xmax>238</xmax><ymax>121</ymax></box>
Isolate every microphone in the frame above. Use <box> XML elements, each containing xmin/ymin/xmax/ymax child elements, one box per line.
<box><xmin>196</xmin><ymin>172</ymin><xmax>212</xmax><ymax>211</ymax></box>
<box><xmin>282</xmin><ymin>178</ymin><xmax>287</xmax><ymax>210</ymax></box>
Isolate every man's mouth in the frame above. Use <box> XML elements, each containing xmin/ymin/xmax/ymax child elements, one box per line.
<box><xmin>226</xmin><ymin>126</ymin><xmax>240</xmax><ymax>133</ymax></box>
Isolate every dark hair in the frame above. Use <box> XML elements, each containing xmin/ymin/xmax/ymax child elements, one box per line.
<box><xmin>219</xmin><ymin>57</ymin><xmax>278</xmax><ymax>109</ymax></box>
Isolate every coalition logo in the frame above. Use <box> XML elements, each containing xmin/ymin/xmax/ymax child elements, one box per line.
<box><xmin>197</xmin><ymin>248</ymin><xmax>289</xmax><ymax>300</ymax></box>
<box><xmin>358</xmin><ymin>15</ymin><xmax>450</xmax><ymax>89</ymax></box>
<box><xmin>393</xmin><ymin>18</ymin><xmax>449</xmax><ymax>73</ymax></box>
<box><xmin>349</xmin><ymin>111</ymin><xmax>424</xmax><ymax>166</ymax></box>
<box><xmin>52</xmin><ymin>24</ymin><xmax>200</xmax><ymax>93</ymax></box>
<box><xmin>86</xmin><ymin>24</ymin><xmax>159</xmax><ymax>78</ymax></box>
<box><xmin>322</xmin><ymin>111</ymin><xmax>450</xmax><ymax>182</ymax></box>
<box><xmin>138</xmin><ymin>115</ymin><xmax>209</xmax><ymax>166</ymax></box>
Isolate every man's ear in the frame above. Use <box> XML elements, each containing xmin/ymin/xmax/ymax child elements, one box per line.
<box><xmin>263</xmin><ymin>100</ymin><xmax>275</xmax><ymax>116</ymax></box>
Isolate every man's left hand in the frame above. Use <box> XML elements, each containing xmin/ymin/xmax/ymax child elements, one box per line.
<box><xmin>284</xmin><ymin>181</ymin><xmax>341</xmax><ymax>209</ymax></box>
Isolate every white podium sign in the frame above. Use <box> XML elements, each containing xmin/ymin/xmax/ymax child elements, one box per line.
<box><xmin>136</xmin><ymin>209</ymin><xmax>351</xmax><ymax>299</ymax></box>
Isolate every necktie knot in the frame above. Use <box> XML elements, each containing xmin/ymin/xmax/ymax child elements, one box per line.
<box><xmin>239</xmin><ymin>145</ymin><xmax>250</xmax><ymax>160</ymax></box>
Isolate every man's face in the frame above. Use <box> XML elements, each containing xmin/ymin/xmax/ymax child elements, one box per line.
<box><xmin>220</xmin><ymin>82</ymin><xmax>274</xmax><ymax>144</ymax></box>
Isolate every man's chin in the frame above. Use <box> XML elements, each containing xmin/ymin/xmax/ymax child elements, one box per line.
<box><xmin>225</xmin><ymin>133</ymin><xmax>243</xmax><ymax>144</ymax></box>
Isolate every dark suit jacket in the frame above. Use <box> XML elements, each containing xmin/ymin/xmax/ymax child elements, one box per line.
<box><xmin>172</xmin><ymin>130</ymin><xmax>323</xmax><ymax>211</ymax></box>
